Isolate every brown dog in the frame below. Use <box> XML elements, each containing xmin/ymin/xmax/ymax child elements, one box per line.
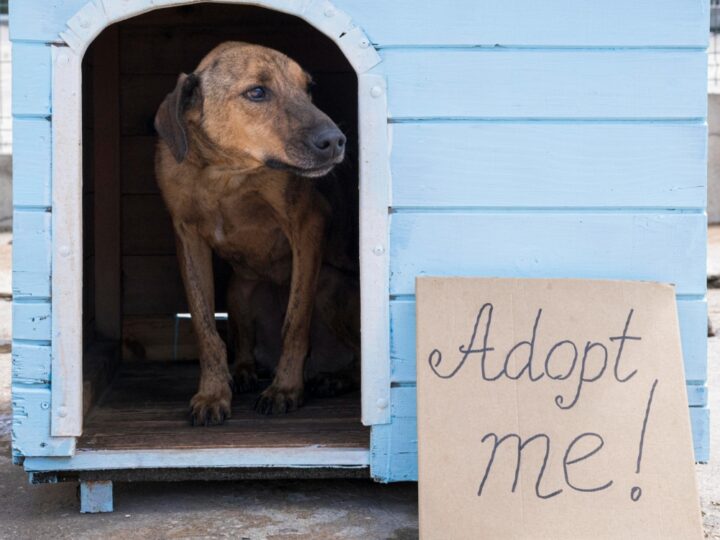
<box><xmin>154</xmin><ymin>42</ymin><xmax>358</xmax><ymax>425</ymax></box>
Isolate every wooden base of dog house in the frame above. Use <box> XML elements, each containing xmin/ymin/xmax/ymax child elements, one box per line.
<box><xmin>24</xmin><ymin>363</ymin><xmax>370</xmax><ymax>513</ymax></box>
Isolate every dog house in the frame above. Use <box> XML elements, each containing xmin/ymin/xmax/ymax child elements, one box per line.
<box><xmin>10</xmin><ymin>0</ymin><xmax>710</xmax><ymax>513</ymax></box>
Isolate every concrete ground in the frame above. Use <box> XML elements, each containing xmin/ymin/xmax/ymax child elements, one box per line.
<box><xmin>0</xmin><ymin>228</ymin><xmax>718</xmax><ymax>538</ymax></box>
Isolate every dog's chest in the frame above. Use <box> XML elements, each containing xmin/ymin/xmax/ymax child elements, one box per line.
<box><xmin>198</xmin><ymin>194</ymin><xmax>292</xmax><ymax>280</ymax></box>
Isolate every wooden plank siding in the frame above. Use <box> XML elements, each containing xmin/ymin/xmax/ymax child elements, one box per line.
<box><xmin>381</xmin><ymin>50</ymin><xmax>707</xmax><ymax>120</ymax></box>
<box><xmin>371</xmin><ymin>386</ymin><xmax>711</xmax><ymax>483</ymax></box>
<box><xmin>389</xmin><ymin>213</ymin><xmax>706</xmax><ymax>296</ymax></box>
<box><xmin>391</xmin><ymin>123</ymin><xmax>707</xmax><ymax>209</ymax></box>
<box><xmin>371</xmin><ymin>19</ymin><xmax>709</xmax><ymax>477</ymax></box>
<box><xmin>9</xmin><ymin>0</ymin><xmax>708</xmax><ymax>478</ymax></box>
<box><xmin>9</xmin><ymin>1</ymin><xmax>709</xmax><ymax>47</ymax></box>
<box><xmin>389</xmin><ymin>299</ymin><xmax>708</xmax><ymax>387</ymax></box>
<box><xmin>13</xmin><ymin>118</ymin><xmax>52</xmax><ymax>208</ymax></box>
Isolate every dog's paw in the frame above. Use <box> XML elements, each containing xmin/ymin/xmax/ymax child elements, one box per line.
<box><xmin>254</xmin><ymin>384</ymin><xmax>304</xmax><ymax>415</ymax></box>
<box><xmin>189</xmin><ymin>387</ymin><xmax>232</xmax><ymax>426</ymax></box>
<box><xmin>307</xmin><ymin>372</ymin><xmax>357</xmax><ymax>398</ymax></box>
<box><xmin>233</xmin><ymin>365</ymin><xmax>259</xmax><ymax>393</ymax></box>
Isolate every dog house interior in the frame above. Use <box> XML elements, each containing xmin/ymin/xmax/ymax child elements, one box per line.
<box><xmin>78</xmin><ymin>4</ymin><xmax>365</xmax><ymax>460</ymax></box>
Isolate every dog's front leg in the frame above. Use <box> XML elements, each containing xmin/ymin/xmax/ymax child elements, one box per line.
<box><xmin>175</xmin><ymin>225</ymin><xmax>232</xmax><ymax>425</ymax></box>
<box><xmin>255</xmin><ymin>212</ymin><xmax>324</xmax><ymax>414</ymax></box>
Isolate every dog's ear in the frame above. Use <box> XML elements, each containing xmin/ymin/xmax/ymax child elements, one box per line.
<box><xmin>154</xmin><ymin>73</ymin><xmax>201</xmax><ymax>163</ymax></box>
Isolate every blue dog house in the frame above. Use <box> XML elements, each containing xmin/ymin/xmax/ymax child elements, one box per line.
<box><xmin>10</xmin><ymin>0</ymin><xmax>710</xmax><ymax>512</ymax></box>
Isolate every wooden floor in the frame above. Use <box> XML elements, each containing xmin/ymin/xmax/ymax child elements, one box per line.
<box><xmin>78</xmin><ymin>362</ymin><xmax>368</xmax><ymax>451</ymax></box>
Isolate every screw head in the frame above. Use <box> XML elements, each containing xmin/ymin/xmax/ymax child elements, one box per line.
<box><xmin>376</xmin><ymin>398</ymin><xmax>388</xmax><ymax>410</ymax></box>
<box><xmin>59</xmin><ymin>246</ymin><xmax>71</xmax><ymax>257</ymax></box>
<box><xmin>372</xmin><ymin>244</ymin><xmax>385</xmax><ymax>255</ymax></box>
<box><xmin>359</xmin><ymin>39</ymin><xmax>370</xmax><ymax>49</ymax></box>
<box><xmin>58</xmin><ymin>406</ymin><xmax>68</xmax><ymax>418</ymax></box>
<box><xmin>40</xmin><ymin>401</ymin><xmax>50</xmax><ymax>410</ymax></box>
<box><xmin>370</xmin><ymin>85</ymin><xmax>383</xmax><ymax>98</ymax></box>
<box><xmin>324</xmin><ymin>7</ymin><xmax>335</xmax><ymax>17</ymax></box>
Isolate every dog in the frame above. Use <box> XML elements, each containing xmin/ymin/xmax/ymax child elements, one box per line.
<box><xmin>154</xmin><ymin>42</ymin><xmax>359</xmax><ymax>425</ymax></box>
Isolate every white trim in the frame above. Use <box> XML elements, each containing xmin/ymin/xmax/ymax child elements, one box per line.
<box><xmin>359</xmin><ymin>74</ymin><xmax>392</xmax><ymax>425</ymax></box>
<box><xmin>23</xmin><ymin>447</ymin><xmax>370</xmax><ymax>472</ymax></box>
<box><xmin>51</xmin><ymin>45</ymin><xmax>83</xmax><ymax>437</ymax></box>
<box><xmin>59</xmin><ymin>0</ymin><xmax>381</xmax><ymax>73</ymax></box>
<box><xmin>51</xmin><ymin>0</ymin><xmax>390</xmax><ymax>441</ymax></box>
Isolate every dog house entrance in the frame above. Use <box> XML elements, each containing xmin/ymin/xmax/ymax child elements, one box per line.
<box><xmin>74</xmin><ymin>4</ymin><xmax>374</xmax><ymax>466</ymax></box>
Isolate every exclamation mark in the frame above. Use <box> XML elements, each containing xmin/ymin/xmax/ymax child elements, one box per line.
<box><xmin>631</xmin><ymin>378</ymin><xmax>659</xmax><ymax>502</ymax></box>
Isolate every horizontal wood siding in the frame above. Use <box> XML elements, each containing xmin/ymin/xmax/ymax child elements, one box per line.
<box><xmin>381</xmin><ymin>50</ymin><xmax>706</xmax><ymax>120</ymax></box>
<box><xmin>10</xmin><ymin>0</ymin><xmax>708</xmax><ymax>47</ymax></box>
<box><xmin>9</xmin><ymin>0</ymin><xmax>708</xmax><ymax>475</ymax></box>
<box><xmin>389</xmin><ymin>213</ymin><xmax>706</xmax><ymax>296</ymax></box>
<box><xmin>375</xmin><ymin>32</ymin><xmax>708</xmax><ymax>478</ymax></box>
<box><xmin>11</xmin><ymin>35</ymin><xmax>58</xmax><ymax>458</ymax></box>
<box><xmin>12</xmin><ymin>343</ymin><xmax>52</xmax><ymax>385</ymax></box>
<box><xmin>389</xmin><ymin>299</ymin><xmax>708</xmax><ymax>385</ymax></box>
<box><xmin>13</xmin><ymin>119</ymin><xmax>52</xmax><ymax>208</ymax></box>
<box><xmin>372</xmin><ymin>385</ymin><xmax>710</xmax><ymax>482</ymax></box>
<box><xmin>12</xmin><ymin>210</ymin><xmax>52</xmax><ymax>299</ymax></box>
<box><xmin>12</xmin><ymin>43</ymin><xmax>52</xmax><ymax>116</ymax></box>
<box><xmin>391</xmin><ymin>123</ymin><xmax>707</xmax><ymax>209</ymax></box>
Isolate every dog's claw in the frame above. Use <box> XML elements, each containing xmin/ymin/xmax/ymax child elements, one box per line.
<box><xmin>254</xmin><ymin>385</ymin><xmax>303</xmax><ymax>415</ymax></box>
<box><xmin>189</xmin><ymin>389</ymin><xmax>232</xmax><ymax>426</ymax></box>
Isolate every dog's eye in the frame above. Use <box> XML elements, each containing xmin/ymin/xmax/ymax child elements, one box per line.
<box><xmin>244</xmin><ymin>86</ymin><xmax>267</xmax><ymax>102</ymax></box>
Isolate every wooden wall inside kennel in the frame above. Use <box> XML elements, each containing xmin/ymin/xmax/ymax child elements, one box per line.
<box><xmin>82</xmin><ymin>5</ymin><xmax>358</xmax><ymax>369</ymax></box>
<box><xmin>74</xmin><ymin>4</ymin><xmax>364</xmax><ymax>452</ymax></box>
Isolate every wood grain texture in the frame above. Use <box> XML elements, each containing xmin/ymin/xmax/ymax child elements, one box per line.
<box><xmin>12</xmin><ymin>210</ymin><xmax>52</xmax><ymax>299</ymax></box>
<box><xmin>678</xmin><ymin>299</ymin><xmax>709</xmax><ymax>383</ymax></box>
<box><xmin>91</xmin><ymin>27</ymin><xmax>122</xmax><ymax>341</ymax></box>
<box><xmin>11</xmin><ymin>385</ymin><xmax>76</xmax><ymax>457</ymax></box>
<box><xmin>118</xmin><ymin>18</ymin><xmax>350</xmax><ymax>75</ymax></box>
<box><xmin>79</xmin><ymin>480</ymin><xmax>113</xmax><ymax>513</ymax></box>
<box><xmin>370</xmin><ymin>387</ymin><xmax>710</xmax><ymax>481</ymax></box>
<box><xmin>13</xmin><ymin>118</ymin><xmax>52</xmax><ymax>208</ymax></box>
<box><xmin>121</xmin><ymin>136</ymin><xmax>158</xmax><ymax>194</ymax></box>
<box><xmin>51</xmin><ymin>45</ymin><xmax>84</xmax><ymax>437</ymax></box>
<box><xmin>389</xmin><ymin>213</ymin><xmax>706</xmax><ymax>296</ymax></box>
<box><xmin>12</xmin><ymin>43</ymin><xmax>51</xmax><ymax>116</ymax></box>
<box><xmin>122</xmin><ymin>255</ymin><xmax>186</xmax><ymax>315</ymax></box>
<box><xmin>122</xmin><ymin>195</ymin><xmax>175</xmax><ymax>255</ymax></box>
<box><xmin>12</xmin><ymin>343</ymin><xmax>52</xmax><ymax>385</ymax></box>
<box><xmin>13</xmin><ymin>301</ymin><xmax>52</xmax><ymax>342</ymax></box>
<box><xmin>692</xmin><ymin>408</ymin><xmax>711</xmax><ymax>463</ymax></box>
<box><xmin>339</xmin><ymin>0</ymin><xmax>708</xmax><ymax>48</ymax></box>
<box><xmin>10</xmin><ymin>0</ymin><xmax>708</xmax><ymax>47</ymax></box>
<box><xmin>391</xmin><ymin>123</ymin><xmax>707</xmax><ymax>209</ymax></box>
<box><xmin>23</xmin><ymin>447</ymin><xmax>370</xmax><ymax>472</ymax></box>
<box><xmin>390</xmin><ymin>298</ymin><xmax>708</xmax><ymax>386</ymax></box>
<box><xmin>78</xmin><ymin>362</ymin><xmax>368</xmax><ymax>451</ymax></box>
<box><xmin>358</xmin><ymin>72</ymin><xmax>391</xmax><ymax>426</ymax></box>
<box><xmin>381</xmin><ymin>49</ymin><xmax>706</xmax><ymax>119</ymax></box>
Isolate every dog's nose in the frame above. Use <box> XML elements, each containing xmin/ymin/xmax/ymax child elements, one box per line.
<box><xmin>312</xmin><ymin>128</ymin><xmax>346</xmax><ymax>160</ymax></box>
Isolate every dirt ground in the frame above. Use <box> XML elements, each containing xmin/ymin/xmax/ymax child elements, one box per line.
<box><xmin>0</xmin><ymin>229</ymin><xmax>718</xmax><ymax>539</ymax></box>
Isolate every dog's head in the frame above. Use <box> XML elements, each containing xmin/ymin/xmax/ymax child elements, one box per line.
<box><xmin>154</xmin><ymin>42</ymin><xmax>346</xmax><ymax>178</ymax></box>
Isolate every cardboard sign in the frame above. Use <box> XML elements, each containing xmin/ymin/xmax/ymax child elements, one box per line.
<box><xmin>416</xmin><ymin>278</ymin><xmax>702</xmax><ymax>540</ymax></box>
